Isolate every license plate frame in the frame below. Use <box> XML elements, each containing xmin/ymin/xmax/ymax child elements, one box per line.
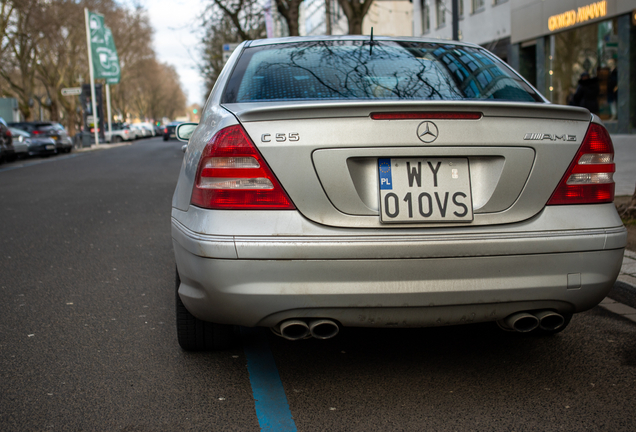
<box><xmin>378</xmin><ymin>157</ymin><xmax>474</xmax><ymax>223</ymax></box>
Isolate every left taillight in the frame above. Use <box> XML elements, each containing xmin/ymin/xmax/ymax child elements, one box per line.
<box><xmin>191</xmin><ymin>125</ymin><xmax>295</xmax><ymax>210</ymax></box>
<box><xmin>546</xmin><ymin>123</ymin><xmax>615</xmax><ymax>205</ymax></box>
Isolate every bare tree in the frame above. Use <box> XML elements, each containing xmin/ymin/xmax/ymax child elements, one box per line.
<box><xmin>200</xmin><ymin>14</ymin><xmax>242</xmax><ymax>96</ymax></box>
<box><xmin>210</xmin><ymin>0</ymin><xmax>266</xmax><ymax>41</ymax></box>
<box><xmin>273</xmin><ymin>0</ymin><xmax>303</xmax><ymax>36</ymax></box>
<box><xmin>337</xmin><ymin>0</ymin><xmax>374</xmax><ymax>35</ymax></box>
<box><xmin>0</xmin><ymin>0</ymin><xmax>44</xmax><ymax>120</ymax></box>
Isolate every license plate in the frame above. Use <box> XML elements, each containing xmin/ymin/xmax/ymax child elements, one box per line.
<box><xmin>378</xmin><ymin>158</ymin><xmax>473</xmax><ymax>223</ymax></box>
<box><xmin>45</xmin><ymin>145</ymin><xmax>55</xmax><ymax>150</ymax></box>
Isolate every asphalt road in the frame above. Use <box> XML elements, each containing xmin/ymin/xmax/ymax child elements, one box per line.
<box><xmin>1</xmin><ymin>138</ymin><xmax>635</xmax><ymax>431</ymax></box>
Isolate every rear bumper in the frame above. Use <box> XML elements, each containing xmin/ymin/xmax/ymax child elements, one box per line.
<box><xmin>175</xmin><ymin>243</ymin><xmax>623</xmax><ymax>328</ymax></box>
<box><xmin>172</xmin><ymin>204</ymin><xmax>626</xmax><ymax>328</ymax></box>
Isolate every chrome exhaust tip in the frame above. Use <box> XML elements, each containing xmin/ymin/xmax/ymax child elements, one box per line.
<box><xmin>534</xmin><ymin>310</ymin><xmax>565</xmax><ymax>331</ymax></box>
<box><xmin>309</xmin><ymin>319</ymin><xmax>340</xmax><ymax>340</ymax></box>
<box><xmin>278</xmin><ymin>320</ymin><xmax>310</xmax><ymax>340</ymax></box>
<box><xmin>502</xmin><ymin>312</ymin><xmax>540</xmax><ymax>333</ymax></box>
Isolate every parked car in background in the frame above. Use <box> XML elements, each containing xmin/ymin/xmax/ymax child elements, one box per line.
<box><xmin>0</xmin><ymin>117</ymin><xmax>15</xmax><ymax>163</ymax></box>
<box><xmin>105</xmin><ymin>123</ymin><xmax>135</xmax><ymax>143</ymax></box>
<box><xmin>153</xmin><ymin>124</ymin><xmax>163</xmax><ymax>136</ymax></box>
<box><xmin>8</xmin><ymin>127</ymin><xmax>28</xmax><ymax>157</ymax></box>
<box><xmin>163</xmin><ymin>121</ymin><xmax>182</xmax><ymax>141</ymax></box>
<box><xmin>130</xmin><ymin>124</ymin><xmax>148</xmax><ymax>139</ymax></box>
<box><xmin>8</xmin><ymin>121</ymin><xmax>72</xmax><ymax>154</ymax></box>
<box><xmin>138</xmin><ymin>122</ymin><xmax>157</xmax><ymax>137</ymax></box>
<box><xmin>130</xmin><ymin>124</ymin><xmax>145</xmax><ymax>139</ymax></box>
<box><xmin>172</xmin><ymin>36</ymin><xmax>626</xmax><ymax>351</ymax></box>
<box><xmin>9</xmin><ymin>127</ymin><xmax>57</xmax><ymax>157</ymax></box>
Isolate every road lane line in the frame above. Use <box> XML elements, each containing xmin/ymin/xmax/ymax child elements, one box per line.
<box><xmin>241</xmin><ymin>327</ymin><xmax>297</xmax><ymax>432</ymax></box>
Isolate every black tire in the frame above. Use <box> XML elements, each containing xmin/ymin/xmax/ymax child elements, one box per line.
<box><xmin>163</xmin><ymin>135</ymin><xmax>169</xmax><ymax>141</ymax></box>
<box><xmin>175</xmin><ymin>269</ymin><xmax>234</xmax><ymax>351</ymax></box>
<box><xmin>112</xmin><ymin>136</ymin><xmax>122</xmax><ymax>143</ymax></box>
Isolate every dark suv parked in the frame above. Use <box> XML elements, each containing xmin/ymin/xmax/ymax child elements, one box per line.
<box><xmin>8</xmin><ymin>121</ymin><xmax>73</xmax><ymax>154</ymax></box>
<box><xmin>163</xmin><ymin>121</ymin><xmax>183</xmax><ymax>141</ymax></box>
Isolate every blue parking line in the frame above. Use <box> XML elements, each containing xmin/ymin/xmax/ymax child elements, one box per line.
<box><xmin>241</xmin><ymin>327</ymin><xmax>297</xmax><ymax>432</ymax></box>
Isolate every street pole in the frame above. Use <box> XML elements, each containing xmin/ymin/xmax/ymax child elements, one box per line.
<box><xmin>452</xmin><ymin>0</ymin><xmax>459</xmax><ymax>41</ymax></box>
<box><xmin>84</xmin><ymin>8</ymin><xmax>99</xmax><ymax>146</ymax></box>
<box><xmin>106</xmin><ymin>83</ymin><xmax>112</xmax><ymax>142</ymax></box>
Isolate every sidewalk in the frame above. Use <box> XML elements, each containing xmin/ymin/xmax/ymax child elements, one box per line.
<box><xmin>618</xmin><ymin>249</ymin><xmax>636</xmax><ymax>288</ymax></box>
<box><xmin>611</xmin><ymin>134</ymin><xmax>635</xmax><ymax>196</ymax></box>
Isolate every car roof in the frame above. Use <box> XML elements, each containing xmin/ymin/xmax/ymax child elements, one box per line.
<box><xmin>246</xmin><ymin>35</ymin><xmax>482</xmax><ymax>49</ymax></box>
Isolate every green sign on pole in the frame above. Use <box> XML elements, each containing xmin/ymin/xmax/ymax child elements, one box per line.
<box><xmin>88</xmin><ymin>11</ymin><xmax>120</xmax><ymax>84</ymax></box>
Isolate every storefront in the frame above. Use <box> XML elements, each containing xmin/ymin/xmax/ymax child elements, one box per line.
<box><xmin>509</xmin><ymin>0</ymin><xmax>636</xmax><ymax>134</ymax></box>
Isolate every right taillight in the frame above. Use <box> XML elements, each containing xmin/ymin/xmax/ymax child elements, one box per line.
<box><xmin>547</xmin><ymin>123</ymin><xmax>615</xmax><ymax>205</ymax></box>
<box><xmin>191</xmin><ymin>125</ymin><xmax>295</xmax><ymax>210</ymax></box>
<box><xmin>164</xmin><ymin>127</ymin><xmax>168</xmax><ymax>134</ymax></box>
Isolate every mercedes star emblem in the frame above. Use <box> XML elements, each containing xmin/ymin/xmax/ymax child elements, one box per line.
<box><xmin>417</xmin><ymin>121</ymin><xmax>439</xmax><ymax>143</ymax></box>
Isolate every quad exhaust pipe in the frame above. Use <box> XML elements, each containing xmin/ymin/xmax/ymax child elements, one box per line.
<box><xmin>275</xmin><ymin>319</ymin><xmax>340</xmax><ymax>340</ymax></box>
<box><xmin>499</xmin><ymin>310</ymin><xmax>565</xmax><ymax>332</ymax></box>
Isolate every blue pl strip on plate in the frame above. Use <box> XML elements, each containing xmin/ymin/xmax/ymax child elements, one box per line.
<box><xmin>241</xmin><ymin>327</ymin><xmax>297</xmax><ymax>432</ymax></box>
<box><xmin>378</xmin><ymin>158</ymin><xmax>393</xmax><ymax>190</ymax></box>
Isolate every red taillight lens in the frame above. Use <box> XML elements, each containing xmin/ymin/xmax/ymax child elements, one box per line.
<box><xmin>32</xmin><ymin>130</ymin><xmax>42</xmax><ymax>135</ymax></box>
<box><xmin>546</xmin><ymin>123</ymin><xmax>615</xmax><ymax>205</ymax></box>
<box><xmin>191</xmin><ymin>125</ymin><xmax>295</xmax><ymax>210</ymax></box>
<box><xmin>164</xmin><ymin>127</ymin><xmax>168</xmax><ymax>134</ymax></box>
<box><xmin>6</xmin><ymin>130</ymin><xmax>11</xmax><ymax>137</ymax></box>
<box><xmin>370</xmin><ymin>112</ymin><xmax>482</xmax><ymax>120</ymax></box>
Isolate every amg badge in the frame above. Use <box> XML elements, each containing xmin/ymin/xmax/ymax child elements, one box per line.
<box><xmin>524</xmin><ymin>133</ymin><xmax>576</xmax><ymax>141</ymax></box>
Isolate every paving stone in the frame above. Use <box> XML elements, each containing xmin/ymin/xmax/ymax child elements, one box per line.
<box><xmin>618</xmin><ymin>274</ymin><xmax>636</xmax><ymax>287</ymax></box>
<box><xmin>601</xmin><ymin>302</ymin><xmax>636</xmax><ymax>316</ymax></box>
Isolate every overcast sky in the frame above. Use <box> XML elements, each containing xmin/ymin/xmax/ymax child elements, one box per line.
<box><xmin>143</xmin><ymin>0</ymin><xmax>208</xmax><ymax>106</ymax></box>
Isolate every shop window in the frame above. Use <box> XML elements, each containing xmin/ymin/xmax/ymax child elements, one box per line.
<box><xmin>472</xmin><ymin>0</ymin><xmax>484</xmax><ymax>13</ymax></box>
<box><xmin>550</xmin><ymin>18</ymin><xmax>618</xmax><ymax>121</ymax></box>
<box><xmin>436</xmin><ymin>0</ymin><xmax>446</xmax><ymax>28</ymax></box>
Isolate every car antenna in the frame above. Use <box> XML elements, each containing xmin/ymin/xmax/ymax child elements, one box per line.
<box><xmin>369</xmin><ymin>27</ymin><xmax>374</xmax><ymax>55</ymax></box>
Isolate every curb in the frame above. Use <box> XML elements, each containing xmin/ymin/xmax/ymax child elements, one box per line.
<box><xmin>74</xmin><ymin>141</ymin><xmax>134</xmax><ymax>153</ymax></box>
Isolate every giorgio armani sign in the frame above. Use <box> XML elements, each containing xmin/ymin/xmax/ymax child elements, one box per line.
<box><xmin>511</xmin><ymin>0</ymin><xmax>631</xmax><ymax>43</ymax></box>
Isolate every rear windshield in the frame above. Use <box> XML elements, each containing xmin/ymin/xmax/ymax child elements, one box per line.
<box><xmin>223</xmin><ymin>41</ymin><xmax>542</xmax><ymax>103</ymax></box>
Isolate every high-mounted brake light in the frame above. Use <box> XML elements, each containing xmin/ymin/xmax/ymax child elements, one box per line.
<box><xmin>191</xmin><ymin>125</ymin><xmax>295</xmax><ymax>210</ymax></box>
<box><xmin>370</xmin><ymin>112</ymin><xmax>482</xmax><ymax>120</ymax></box>
<box><xmin>547</xmin><ymin>123</ymin><xmax>615</xmax><ymax>205</ymax></box>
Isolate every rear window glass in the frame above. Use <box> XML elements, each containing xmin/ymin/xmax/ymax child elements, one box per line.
<box><xmin>223</xmin><ymin>41</ymin><xmax>542</xmax><ymax>103</ymax></box>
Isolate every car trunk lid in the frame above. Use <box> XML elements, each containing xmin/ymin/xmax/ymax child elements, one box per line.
<box><xmin>224</xmin><ymin>100</ymin><xmax>591</xmax><ymax>228</ymax></box>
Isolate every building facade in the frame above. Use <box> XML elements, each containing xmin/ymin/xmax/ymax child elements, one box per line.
<box><xmin>509</xmin><ymin>0</ymin><xmax>636</xmax><ymax>133</ymax></box>
<box><xmin>413</xmin><ymin>0</ymin><xmax>512</xmax><ymax>61</ymax></box>
<box><xmin>303</xmin><ymin>0</ymin><xmax>413</xmax><ymax>37</ymax></box>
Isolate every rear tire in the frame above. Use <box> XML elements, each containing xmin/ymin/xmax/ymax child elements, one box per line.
<box><xmin>112</xmin><ymin>136</ymin><xmax>122</xmax><ymax>143</ymax></box>
<box><xmin>175</xmin><ymin>269</ymin><xmax>234</xmax><ymax>351</ymax></box>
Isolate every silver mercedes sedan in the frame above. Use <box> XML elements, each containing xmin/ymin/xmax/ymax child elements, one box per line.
<box><xmin>172</xmin><ymin>36</ymin><xmax>626</xmax><ymax>350</ymax></box>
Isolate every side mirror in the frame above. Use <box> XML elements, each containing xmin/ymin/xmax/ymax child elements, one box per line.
<box><xmin>176</xmin><ymin>123</ymin><xmax>198</xmax><ymax>142</ymax></box>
